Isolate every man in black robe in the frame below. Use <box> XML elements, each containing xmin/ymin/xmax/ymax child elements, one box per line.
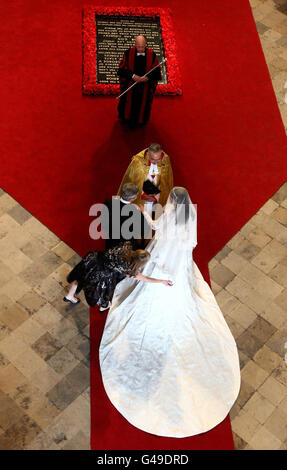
<box><xmin>102</xmin><ymin>183</ymin><xmax>149</xmax><ymax>250</ymax></box>
<box><xmin>117</xmin><ymin>35</ymin><xmax>162</xmax><ymax>127</ymax></box>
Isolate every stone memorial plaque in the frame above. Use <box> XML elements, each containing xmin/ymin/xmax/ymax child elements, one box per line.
<box><xmin>96</xmin><ymin>15</ymin><xmax>167</xmax><ymax>85</ymax></box>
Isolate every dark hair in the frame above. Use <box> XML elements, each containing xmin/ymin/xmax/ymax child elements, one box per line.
<box><xmin>148</xmin><ymin>143</ymin><xmax>162</xmax><ymax>154</ymax></box>
<box><xmin>170</xmin><ymin>187</ymin><xmax>193</xmax><ymax>224</ymax></box>
<box><xmin>121</xmin><ymin>183</ymin><xmax>139</xmax><ymax>201</ymax></box>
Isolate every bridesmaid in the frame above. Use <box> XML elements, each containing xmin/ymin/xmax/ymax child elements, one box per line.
<box><xmin>64</xmin><ymin>241</ymin><xmax>172</xmax><ymax>311</ymax></box>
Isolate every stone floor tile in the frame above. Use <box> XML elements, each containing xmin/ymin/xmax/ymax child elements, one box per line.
<box><xmin>236</xmin><ymin>380</ymin><xmax>256</xmax><ymax>408</ymax></box>
<box><xmin>66</xmin><ymin>333</ymin><xmax>90</xmax><ymax>362</ymax></box>
<box><xmin>34</xmin><ymin>276</ymin><xmax>64</xmax><ymax>303</ymax></box>
<box><xmin>0</xmin><ymin>194</ymin><xmax>18</xmax><ymax>212</ymax></box>
<box><xmin>258</xmin><ymin>375</ymin><xmax>287</xmax><ymax>406</ymax></box>
<box><xmin>52</xmin><ymin>242</ymin><xmax>75</xmax><ymax>262</ymax></box>
<box><xmin>250</xmin><ymin>212</ymin><xmax>287</xmax><ymax>242</ymax></box>
<box><xmin>260</xmin><ymin>198</ymin><xmax>279</xmax><ymax>215</ymax></box>
<box><xmin>233</xmin><ymin>239</ymin><xmax>261</xmax><ymax>261</ymax></box>
<box><xmin>12</xmin><ymin>317</ymin><xmax>46</xmax><ymax>346</ymax></box>
<box><xmin>0</xmin><ymin>363</ymin><xmax>27</xmax><ymax>395</ymax></box>
<box><xmin>27</xmin><ymin>399</ymin><xmax>61</xmax><ymax>429</ymax></box>
<box><xmin>225</xmin><ymin>275</ymin><xmax>266</xmax><ymax>313</ymax></box>
<box><xmin>269</xmin><ymin>262</ymin><xmax>287</xmax><ymax>287</ymax></box>
<box><xmin>279</xmin><ymin>395</ymin><xmax>287</xmax><ymax>415</ymax></box>
<box><xmin>0</xmin><ymin>276</ymin><xmax>31</xmax><ymax>302</ymax></box>
<box><xmin>8</xmin><ymin>205</ymin><xmax>32</xmax><ymax>225</ymax></box>
<box><xmin>46</xmin><ymin>377</ymin><xmax>81</xmax><ymax>412</ymax></box>
<box><xmin>265</xmin><ymin>407</ymin><xmax>287</xmax><ymax>442</ymax></box>
<box><xmin>236</xmin><ymin>330</ymin><xmax>264</xmax><ymax>359</ymax></box>
<box><xmin>210</xmin><ymin>279</ymin><xmax>222</xmax><ymax>295</ymax></box>
<box><xmin>256</xmin><ymin>21</ymin><xmax>270</xmax><ymax>34</ymax></box>
<box><xmin>272</xmin><ymin>206</ymin><xmax>287</xmax><ymax>226</ymax></box>
<box><xmin>49</xmin><ymin>262</ymin><xmax>71</xmax><ymax>286</ymax></box>
<box><xmin>2</xmin><ymin>249</ymin><xmax>33</xmax><ymax>275</ymax></box>
<box><xmin>0</xmin><ymin>261</ymin><xmax>15</xmax><ymax>287</ymax></box>
<box><xmin>231</xmin><ymin>409</ymin><xmax>261</xmax><ymax>443</ymax></box>
<box><xmin>208</xmin><ymin>258</ymin><xmax>218</xmax><ymax>271</ymax></box>
<box><xmin>214</xmin><ymin>245</ymin><xmax>232</xmax><ymax>262</ymax></box>
<box><xmin>238</xmin><ymin>263</ymin><xmax>283</xmax><ymax>299</ymax></box>
<box><xmin>253</xmin><ymin>345</ymin><xmax>282</xmax><ymax>374</ymax></box>
<box><xmin>243</xmin><ymin>391</ymin><xmax>276</xmax><ymax>424</ymax></box>
<box><xmin>10</xmin><ymin>347</ymin><xmax>47</xmax><ymax>379</ymax></box>
<box><xmin>48</xmin><ymin>318</ymin><xmax>79</xmax><ymax>346</ymax></box>
<box><xmin>20</xmin><ymin>238</ymin><xmax>47</xmax><ymax>261</ymax></box>
<box><xmin>65</xmin><ymin>363</ymin><xmax>90</xmax><ymax>395</ymax></box>
<box><xmin>229</xmin><ymin>402</ymin><xmax>241</xmax><ymax>421</ymax></box>
<box><xmin>228</xmin><ymin>302</ymin><xmax>257</xmax><ymax>329</ymax></box>
<box><xmin>224</xmin><ymin>316</ymin><xmax>245</xmax><ymax>339</ymax></box>
<box><xmin>0</xmin><ymin>392</ymin><xmax>26</xmax><ymax>430</ymax></box>
<box><xmin>0</xmin><ymin>303</ymin><xmax>30</xmax><ymax>331</ymax></box>
<box><xmin>272</xmin><ymin>182</ymin><xmax>287</xmax><ymax>204</ymax></box>
<box><xmin>0</xmin><ymin>333</ymin><xmax>28</xmax><ymax>362</ymax></box>
<box><xmin>33</xmin><ymin>302</ymin><xmax>63</xmax><ymax>329</ymax></box>
<box><xmin>67</xmin><ymin>253</ymin><xmax>82</xmax><ymax>268</ymax></box>
<box><xmin>266</xmin><ymin>327</ymin><xmax>287</xmax><ymax>356</ymax></box>
<box><xmin>0</xmin><ymin>352</ymin><xmax>10</xmax><ymax>367</ymax></box>
<box><xmin>241</xmin><ymin>360</ymin><xmax>269</xmax><ymax>389</ymax></box>
<box><xmin>259</xmin><ymin>301</ymin><xmax>287</xmax><ymax>329</ymax></box>
<box><xmin>29</xmin><ymin>363</ymin><xmax>62</xmax><ymax>394</ymax></box>
<box><xmin>61</xmin><ymin>430</ymin><xmax>90</xmax><ymax>450</ymax></box>
<box><xmin>209</xmin><ymin>263</ymin><xmax>236</xmax><ymax>288</ymax></box>
<box><xmin>248</xmin><ymin>317</ymin><xmax>277</xmax><ymax>343</ymax></box>
<box><xmin>2</xmin><ymin>414</ymin><xmax>42</xmax><ymax>449</ymax></box>
<box><xmin>18</xmin><ymin>261</ymin><xmax>51</xmax><ymax>288</ymax></box>
<box><xmin>271</xmin><ymin>362</ymin><xmax>287</xmax><ymax>387</ymax></box>
<box><xmin>247</xmin><ymin>228</ymin><xmax>272</xmax><ymax>249</ymax></box>
<box><xmin>215</xmin><ymin>289</ymin><xmax>240</xmax><ymax>315</ymax></box>
<box><xmin>47</xmin><ymin>347</ymin><xmax>80</xmax><ymax>376</ymax></box>
<box><xmin>65</xmin><ymin>305</ymin><xmax>90</xmax><ymax>332</ymax></box>
<box><xmin>238</xmin><ymin>350</ymin><xmax>250</xmax><ymax>369</ymax></box>
<box><xmin>249</xmin><ymin>425</ymin><xmax>282</xmax><ymax>450</ymax></box>
<box><xmin>251</xmin><ymin>239</ymin><xmax>287</xmax><ymax>273</ymax></box>
<box><xmin>274</xmin><ymin>288</ymin><xmax>287</xmax><ymax>311</ymax></box>
<box><xmin>31</xmin><ymin>332</ymin><xmax>63</xmax><ymax>362</ymax></box>
<box><xmin>16</xmin><ymin>291</ymin><xmax>46</xmax><ymax>316</ymax></box>
<box><xmin>221</xmin><ymin>251</ymin><xmax>249</xmax><ymax>275</ymax></box>
<box><xmin>0</xmin><ymin>321</ymin><xmax>11</xmax><ymax>342</ymax></box>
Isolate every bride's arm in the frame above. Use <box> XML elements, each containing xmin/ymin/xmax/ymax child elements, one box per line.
<box><xmin>133</xmin><ymin>272</ymin><xmax>173</xmax><ymax>286</ymax></box>
<box><xmin>139</xmin><ymin>205</ymin><xmax>162</xmax><ymax>230</ymax></box>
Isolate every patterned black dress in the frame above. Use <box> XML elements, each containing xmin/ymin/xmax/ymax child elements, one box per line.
<box><xmin>67</xmin><ymin>242</ymin><xmax>134</xmax><ymax>308</ymax></box>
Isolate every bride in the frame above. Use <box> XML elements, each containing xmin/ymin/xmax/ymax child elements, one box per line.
<box><xmin>99</xmin><ymin>187</ymin><xmax>241</xmax><ymax>438</ymax></box>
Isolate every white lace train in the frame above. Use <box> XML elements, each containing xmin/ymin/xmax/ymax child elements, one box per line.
<box><xmin>99</xmin><ymin>235</ymin><xmax>241</xmax><ymax>437</ymax></box>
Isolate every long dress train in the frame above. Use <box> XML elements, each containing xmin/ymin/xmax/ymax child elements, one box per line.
<box><xmin>99</xmin><ymin>195</ymin><xmax>241</xmax><ymax>438</ymax></box>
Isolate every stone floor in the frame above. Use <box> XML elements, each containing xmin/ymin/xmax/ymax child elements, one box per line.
<box><xmin>0</xmin><ymin>192</ymin><xmax>90</xmax><ymax>450</ymax></box>
<box><xmin>0</xmin><ymin>0</ymin><xmax>287</xmax><ymax>451</ymax></box>
<box><xmin>210</xmin><ymin>183</ymin><xmax>287</xmax><ymax>450</ymax></box>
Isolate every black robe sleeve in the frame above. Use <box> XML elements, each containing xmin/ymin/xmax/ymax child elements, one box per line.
<box><xmin>117</xmin><ymin>50</ymin><xmax>133</xmax><ymax>81</ymax></box>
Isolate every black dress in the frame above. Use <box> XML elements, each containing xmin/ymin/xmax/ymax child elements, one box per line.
<box><xmin>66</xmin><ymin>242</ymin><xmax>134</xmax><ymax>308</ymax></box>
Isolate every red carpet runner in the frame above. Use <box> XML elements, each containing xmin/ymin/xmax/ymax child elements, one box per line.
<box><xmin>1</xmin><ymin>0</ymin><xmax>287</xmax><ymax>449</ymax></box>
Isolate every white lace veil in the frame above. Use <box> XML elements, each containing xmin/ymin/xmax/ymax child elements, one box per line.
<box><xmin>153</xmin><ymin>186</ymin><xmax>197</xmax><ymax>250</ymax></box>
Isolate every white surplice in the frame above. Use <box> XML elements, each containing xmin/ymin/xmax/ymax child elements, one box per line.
<box><xmin>99</xmin><ymin>194</ymin><xmax>241</xmax><ymax>438</ymax></box>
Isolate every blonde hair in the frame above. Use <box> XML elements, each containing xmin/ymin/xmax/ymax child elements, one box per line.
<box><xmin>126</xmin><ymin>249</ymin><xmax>150</xmax><ymax>276</ymax></box>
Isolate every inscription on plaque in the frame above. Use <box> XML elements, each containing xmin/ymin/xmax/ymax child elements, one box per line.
<box><xmin>96</xmin><ymin>15</ymin><xmax>167</xmax><ymax>85</ymax></box>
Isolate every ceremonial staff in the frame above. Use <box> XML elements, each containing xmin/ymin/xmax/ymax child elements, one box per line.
<box><xmin>116</xmin><ymin>58</ymin><xmax>167</xmax><ymax>100</ymax></box>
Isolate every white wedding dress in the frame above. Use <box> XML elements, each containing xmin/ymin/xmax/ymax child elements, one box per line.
<box><xmin>99</xmin><ymin>190</ymin><xmax>241</xmax><ymax>438</ymax></box>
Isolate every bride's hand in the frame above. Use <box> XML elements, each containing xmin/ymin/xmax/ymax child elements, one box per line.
<box><xmin>138</xmin><ymin>204</ymin><xmax>145</xmax><ymax>212</ymax></box>
<box><xmin>162</xmin><ymin>280</ymin><xmax>173</xmax><ymax>286</ymax></box>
